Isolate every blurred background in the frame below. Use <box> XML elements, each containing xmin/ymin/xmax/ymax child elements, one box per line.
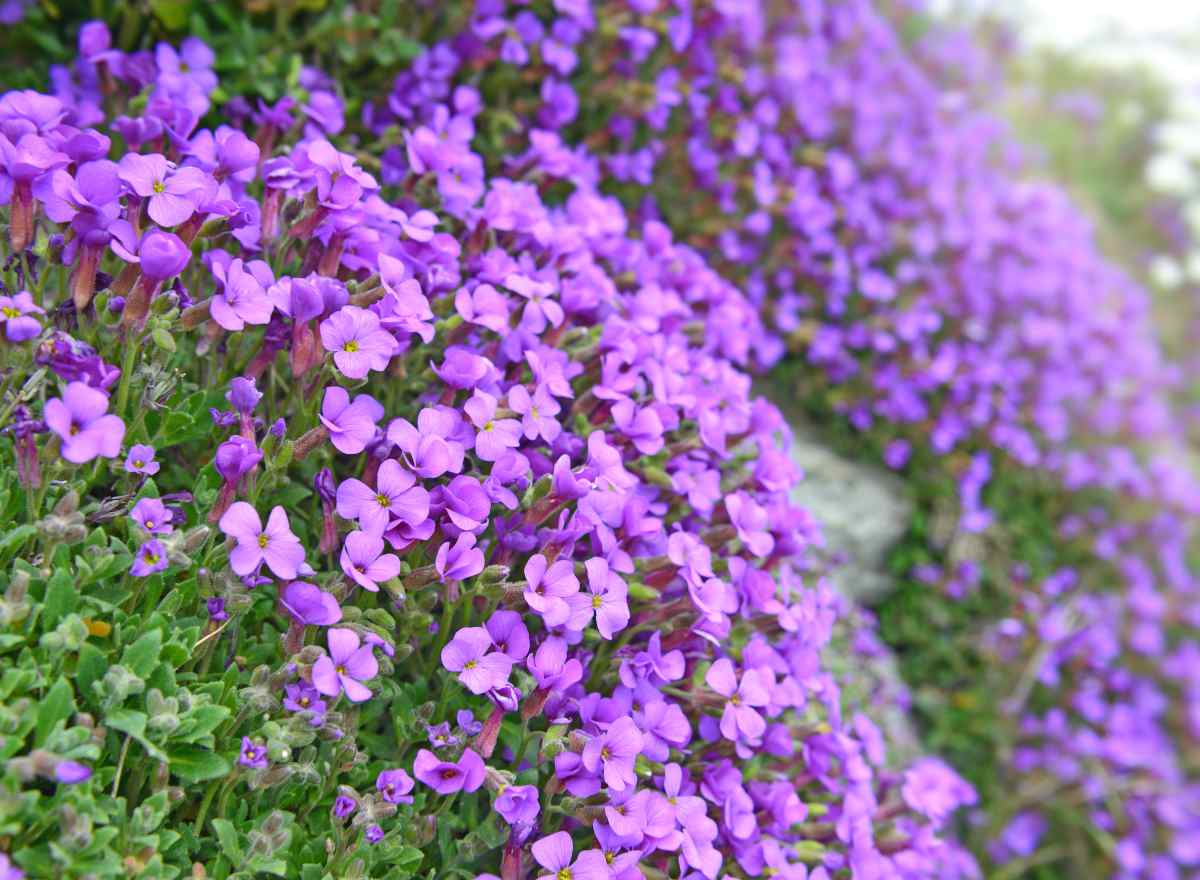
<box><xmin>931</xmin><ymin>1</ymin><xmax>1200</xmax><ymax>368</ymax></box>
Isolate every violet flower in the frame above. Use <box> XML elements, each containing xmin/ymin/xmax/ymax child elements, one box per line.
<box><xmin>412</xmin><ymin>748</ymin><xmax>486</xmax><ymax>794</ymax></box>
<box><xmin>320</xmin><ymin>387</ymin><xmax>383</xmax><ymax>455</ymax></box>
<box><xmin>339</xmin><ymin>530</ymin><xmax>401</xmax><ymax>592</ymax></box>
<box><xmin>312</xmin><ymin>627</ymin><xmax>378</xmax><ymax>703</ymax></box>
<box><xmin>217</xmin><ymin>502</ymin><xmax>305</xmax><ymax>580</ymax></box>
<box><xmin>523</xmin><ymin>553</ymin><xmax>579</xmax><ymax>626</ymax></box>
<box><xmin>530</xmin><ymin>832</ymin><xmax>608</xmax><ymax>880</ymax></box>
<box><xmin>320</xmin><ymin>305</ymin><xmax>398</xmax><ymax>379</ymax></box>
<box><xmin>44</xmin><ymin>381</ymin><xmax>125</xmax><ymax>463</ymax></box>
<box><xmin>238</xmin><ymin>737</ymin><xmax>268</xmax><ymax>770</ymax></box>
<box><xmin>495</xmin><ymin>784</ymin><xmax>540</xmax><ymax>825</ymax></box>
<box><xmin>376</xmin><ymin>768</ymin><xmax>415</xmax><ymax>805</ymax></box>
<box><xmin>124</xmin><ymin>443</ymin><xmax>159</xmax><ymax>475</ymax></box>
<box><xmin>580</xmin><ymin>715</ymin><xmax>643</xmax><ymax>792</ymax></box>
<box><xmin>209</xmin><ymin>254</ymin><xmax>275</xmax><ymax>331</ymax></box>
<box><xmin>581</xmin><ymin>556</ymin><xmax>630</xmax><ymax>639</ymax></box>
<box><xmin>284</xmin><ymin>682</ymin><xmax>327</xmax><ymax>724</ymax></box>
<box><xmin>53</xmin><ymin>761</ymin><xmax>93</xmax><ymax>784</ymax></box>
<box><xmin>130</xmin><ymin>497</ymin><xmax>172</xmax><ymax>535</ymax></box>
<box><xmin>131</xmin><ymin>539</ymin><xmax>168</xmax><ymax>577</ymax></box>
<box><xmin>441</xmin><ymin>626</ymin><xmax>514</xmax><ymax>695</ymax></box>
<box><xmin>335</xmin><ymin>459</ymin><xmax>430</xmax><ymax>535</ymax></box>
<box><xmin>280</xmin><ymin>581</ymin><xmax>342</xmax><ymax>626</ymax></box>
<box><xmin>117</xmin><ymin>152</ymin><xmax>208</xmax><ymax>227</ymax></box>
<box><xmin>705</xmin><ymin>658</ymin><xmax>770</xmax><ymax>744</ymax></box>
<box><xmin>434</xmin><ymin>533</ymin><xmax>485</xmax><ymax>583</ymax></box>
<box><xmin>465</xmin><ymin>390</ymin><xmax>522</xmax><ymax>462</ymax></box>
<box><xmin>508</xmin><ymin>383</ymin><xmax>561</xmax><ymax>442</ymax></box>
<box><xmin>0</xmin><ymin>291</ymin><xmax>42</xmax><ymax>342</ymax></box>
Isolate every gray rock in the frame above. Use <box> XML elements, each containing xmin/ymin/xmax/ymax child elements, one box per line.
<box><xmin>788</xmin><ymin>424</ymin><xmax>913</xmax><ymax>605</ymax></box>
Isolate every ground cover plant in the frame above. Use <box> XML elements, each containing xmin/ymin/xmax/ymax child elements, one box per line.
<box><xmin>0</xmin><ymin>1</ymin><xmax>1197</xmax><ymax>879</ymax></box>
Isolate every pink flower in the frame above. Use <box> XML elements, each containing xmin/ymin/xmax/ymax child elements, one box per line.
<box><xmin>44</xmin><ymin>381</ymin><xmax>125</xmax><ymax>464</ymax></box>
<box><xmin>465</xmin><ymin>390</ymin><xmax>521</xmax><ymax>462</ymax></box>
<box><xmin>311</xmin><ymin>627</ymin><xmax>378</xmax><ymax>703</ymax></box>
<box><xmin>217</xmin><ymin>502</ymin><xmax>305</xmax><ymax>580</ymax></box>
<box><xmin>434</xmin><ymin>533</ymin><xmax>485</xmax><ymax>583</ymax></box>
<box><xmin>441</xmin><ymin>626</ymin><xmax>514</xmax><ymax>694</ymax></box>
<box><xmin>580</xmin><ymin>557</ymin><xmax>630</xmax><ymax>639</ymax></box>
<box><xmin>320</xmin><ymin>305</ymin><xmax>398</xmax><ymax>379</ymax></box>
<box><xmin>531</xmin><ymin>831</ymin><xmax>608</xmax><ymax>880</ymax></box>
<box><xmin>209</xmin><ymin>255</ymin><xmax>275</xmax><ymax>331</ymax></box>
<box><xmin>335</xmin><ymin>459</ymin><xmax>429</xmax><ymax>535</ymax></box>
<box><xmin>117</xmin><ymin>152</ymin><xmax>208</xmax><ymax>227</ymax></box>
<box><xmin>319</xmin><ymin>386</ymin><xmax>384</xmax><ymax>455</ymax></box>
<box><xmin>507</xmin><ymin>383</ymin><xmax>561</xmax><ymax>442</ymax></box>
<box><xmin>523</xmin><ymin>553</ymin><xmax>579</xmax><ymax>626</ymax></box>
<box><xmin>339</xmin><ymin>530</ymin><xmax>401</xmax><ymax>592</ymax></box>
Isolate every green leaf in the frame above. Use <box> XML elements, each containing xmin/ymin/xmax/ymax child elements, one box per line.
<box><xmin>167</xmin><ymin>744</ymin><xmax>231</xmax><ymax>782</ymax></box>
<box><xmin>75</xmin><ymin>642</ymin><xmax>106</xmax><ymax>706</ymax></box>
<box><xmin>0</xmin><ymin>524</ymin><xmax>36</xmax><ymax>557</ymax></box>
<box><xmin>121</xmin><ymin>629</ymin><xmax>163</xmax><ymax>679</ymax></box>
<box><xmin>42</xmin><ymin>569</ymin><xmax>76</xmax><ymax>630</ymax></box>
<box><xmin>36</xmin><ymin>677</ymin><xmax>74</xmax><ymax>744</ymax></box>
<box><xmin>211</xmin><ymin>818</ymin><xmax>243</xmax><ymax>862</ymax></box>
<box><xmin>148</xmin><ymin>0</ymin><xmax>193</xmax><ymax>29</ymax></box>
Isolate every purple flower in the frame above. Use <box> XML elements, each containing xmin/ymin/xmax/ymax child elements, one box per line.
<box><xmin>705</xmin><ymin>658</ymin><xmax>770</xmax><ymax>745</ymax></box>
<box><xmin>435</xmin><ymin>475</ymin><xmax>490</xmax><ymax>533</ymax></box>
<box><xmin>364</xmin><ymin>824</ymin><xmax>384</xmax><ymax>845</ymax></box>
<box><xmin>117</xmin><ymin>153</ymin><xmax>208</xmax><ymax>227</ymax></box>
<box><xmin>44</xmin><ymin>382</ymin><xmax>125</xmax><ymax>463</ymax></box>
<box><xmin>320</xmin><ymin>387</ymin><xmax>383</xmax><ymax>455</ymax></box>
<box><xmin>238</xmin><ymin>737</ymin><xmax>268</xmax><ymax>769</ymax></box>
<box><xmin>495</xmin><ymin>784</ymin><xmax>540</xmax><ymax>825</ymax></box>
<box><xmin>207</xmin><ymin>597</ymin><xmax>228</xmax><ymax>622</ymax></box>
<box><xmin>434</xmin><ymin>533</ymin><xmax>485</xmax><ymax>583</ymax></box>
<box><xmin>217</xmin><ymin>502</ymin><xmax>305</xmax><ymax>580</ymax></box>
<box><xmin>333</xmin><ymin>795</ymin><xmax>357</xmax><ymax>818</ymax></box>
<box><xmin>130</xmin><ymin>497</ymin><xmax>172</xmax><ymax>534</ymax></box>
<box><xmin>53</xmin><ymin>760</ymin><xmax>92</xmax><ymax>784</ymax></box>
<box><xmin>131</xmin><ymin>539</ymin><xmax>169</xmax><ymax>577</ymax></box>
<box><xmin>283</xmin><ymin>682</ymin><xmax>327</xmax><ymax>723</ymax></box>
<box><xmin>335</xmin><ymin>459</ymin><xmax>429</xmax><ymax>535</ymax></box>
<box><xmin>0</xmin><ymin>291</ymin><xmax>42</xmax><ymax>342</ymax></box>
<box><xmin>412</xmin><ymin>747</ymin><xmax>486</xmax><ymax>794</ymax></box>
<box><xmin>215</xmin><ymin>436</ymin><xmax>263</xmax><ymax>483</ymax></box>
<box><xmin>725</xmin><ymin>492</ymin><xmax>775</xmax><ymax>557</ymax></box>
<box><xmin>376</xmin><ymin>768</ymin><xmax>415</xmax><ymax>804</ymax></box>
<box><xmin>137</xmin><ymin>229</ymin><xmax>192</xmax><ymax>281</ymax></box>
<box><xmin>441</xmin><ymin>626</ymin><xmax>514</xmax><ymax>695</ymax></box>
<box><xmin>209</xmin><ymin>255</ymin><xmax>275</xmax><ymax>331</ymax></box>
<box><xmin>901</xmin><ymin>758</ymin><xmax>977</xmax><ymax>827</ymax></box>
<box><xmin>485</xmin><ymin>610</ymin><xmax>530</xmax><ymax>661</ymax></box>
<box><xmin>523</xmin><ymin>553</ymin><xmax>579</xmax><ymax>626</ymax></box>
<box><xmin>530</xmin><ymin>832</ymin><xmax>608</xmax><ymax>880</ymax></box>
<box><xmin>386</xmin><ymin>408</ymin><xmax>466</xmax><ymax>478</ymax></box>
<box><xmin>581</xmin><ymin>715</ymin><xmax>643</xmax><ymax>792</ymax></box>
<box><xmin>320</xmin><ymin>306</ymin><xmax>398</xmax><ymax>379</ymax></box>
<box><xmin>280</xmin><ymin>581</ymin><xmax>342</xmax><ymax>626</ymax></box>
<box><xmin>312</xmin><ymin>627</ymin><xmax>378</xmax><ymax>703</ymax></box>
<box><xmin>581</xmin><ymin>557</ymin><xmax>630</xmax><ymax>639</ymax></box>
<box><xmin>339</xmin><ymin>530</ymin><xmax>401</xmax><ymax>592</ymax></box>
<box><xmin>0</xmin><ymin>852</ymin><xmax>22</xmax><ymax>880</ymax></box>
<box><xmin>508</xmin><ymin>384</ymin><xmax>561</xmax><ymax>442</ymax></box>
<box><xmin>612</xmin><ymin>399</ymin><xmax>664</xmax><ymax>455</ymax></box>
<box><xmin>226</xmin><ymin>377</ymin><xmax>262</xmax><ymax>414</ymax></box>
<box><xmin>465</xmin><ymin>390</ymin><xmax>522</xmax><ymax>462</ymax></box>
<box><xmin>124</xmin><ymin>443</ymin><xmax>159</xmax><ymax>475</ymax></box>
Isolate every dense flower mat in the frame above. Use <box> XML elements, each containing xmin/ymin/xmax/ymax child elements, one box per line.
<box><xmin>0</xmin><ymin>0</ymin><xmax>1196</xmax><ymax>878</ymax></box>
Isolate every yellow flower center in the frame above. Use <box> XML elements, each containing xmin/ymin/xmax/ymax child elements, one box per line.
<box><xmin>376</xmin><ymin>494</ymin><xmax>390</xmax><ymax>507</ymax></box>
<box><xmin>133</xmin><ymin>459</ymin><xmax>145</xmax><ymax>468</ymax></box>
<box><xmin>557</xmin><ymin>871</ymin><xmax>572</xmax><ymax>880</ymax></box>
<box><xmin>483</xmin><ymin>420</ymin><xmax>495</xmax><ymax>432</ymax></box>
<box><xmin>1</xmin><ymin>307</ymin><xmax>18</xmax><ymax>318</ymax></box>
<box><xmin>600</xmin><ymin>746</ymin><xmax>611</xmax><ymax>761</ymax></box>
<box><xmin>592</xmin><ymin>594</ymin><xmax>603</xmax><ymax>609</ymax></box>
<box><xmin>343</xmin><ymin>340</ymin><xmax>359</xmax><ymax>353</ymax></box>
<box><xmin>144</xmin><ymin>553</ymin><xmax>160</xmax><ymax>565</ymax></box>
<box><xmin>464</xmin><ymin>660</ymin><xmax>477</xmax><ymax>670</ymax></box>
<box><xmin>152</xmin><ymin>180</ymin><xmax>165</xmax><ymax>194</ymax></box>
<box><xmin>144</xmin><ymin>520</ymin><xmax>155</xmax><ymax>529</ymax></box>
<box><xmin>336</xmin><ymin>664</ymin><xmax>346</xmax><ymax>675</ymax></box>
<box><xmin>257</xmin><ymin>534</ymin><xmax>270</xmax><ymax>548</ymax></box>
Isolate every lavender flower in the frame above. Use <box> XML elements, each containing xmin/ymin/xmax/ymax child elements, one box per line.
<box><xmin>43</xmin><ymin>382</ymin><xmax>125</xmax><ymax>463</ymax></box>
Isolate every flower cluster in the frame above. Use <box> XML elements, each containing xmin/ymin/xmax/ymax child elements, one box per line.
<box><xmin>435</xmin><ymin>0</ymin><xmax>1198</xmax><ymax>874</ymax></box>
<box><xmin>0</xmin><ymin>12</ymin><xmax>976</xmax><ymax>880</ymax></box>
